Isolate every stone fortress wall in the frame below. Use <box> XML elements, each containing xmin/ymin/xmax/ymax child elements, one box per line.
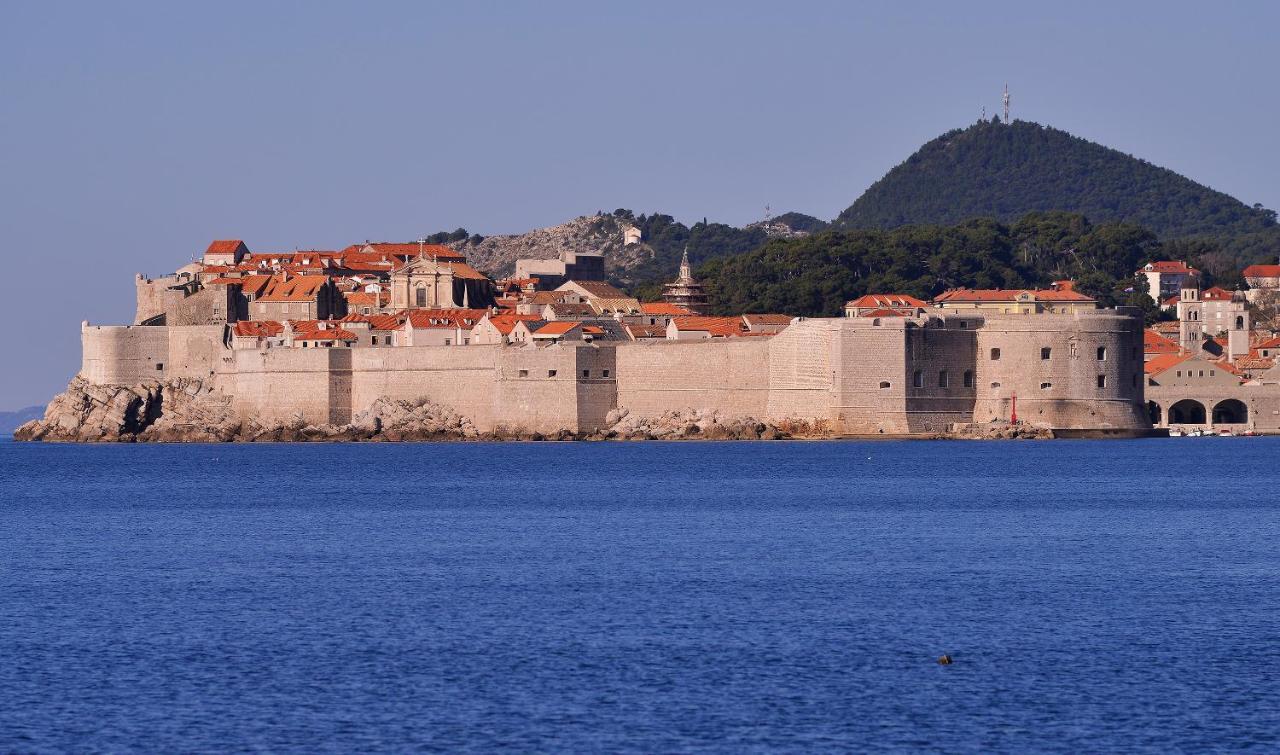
<box><xmin>77</xmin><ymin>309</ymin><xmax>1153</xmax><ymax>436</ymax></box>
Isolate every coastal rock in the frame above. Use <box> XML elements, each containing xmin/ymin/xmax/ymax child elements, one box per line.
<box><xmin>945</xmin><ymin>420</ymin><xmax>1054</xmax><ymax>440</ymax></box>
<box><xmin>16</xmin><ymin>380</ymin><xmax>831</xmax><ymax>443</ymax></box>
<box><xmin>604</xmin><ymin>407</ymin><xmax>795</xmax><ymax>441</ymax></box>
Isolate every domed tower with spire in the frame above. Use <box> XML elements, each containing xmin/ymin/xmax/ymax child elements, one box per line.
<box><xmin>662</xmin><ymin>248</ymin><xmax>709</xmax><ymax>314</ymax></box>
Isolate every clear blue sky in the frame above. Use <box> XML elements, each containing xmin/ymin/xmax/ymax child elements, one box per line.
<box><xmin>2</xmin><ymin>0</ymin><xmax>1277</xmax><ymax>409</ymax></box>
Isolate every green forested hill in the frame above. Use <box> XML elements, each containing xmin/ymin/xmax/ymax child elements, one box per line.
<box><xmin>698</xmin><ymin>213</ymin><xmax>1172</xmax><ymax>322</ymax></box>
<box><xmin>835</xmin><ymin>119</ymin><xmax>1278</xmax><ymax>244</ymax></box>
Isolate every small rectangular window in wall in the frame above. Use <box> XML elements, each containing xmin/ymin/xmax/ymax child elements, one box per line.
<box><xmin>1097</xmin><ymin>374</ymin><xmax>1107</xmax><ymax>388</ymax></box>
<box><xmin>518</xmin><ymin>369</ymin><xmax>528</xmax><ymax>377</ymax></box>
<box><xmin>1041</xmin><ymin>347</ymin><xmax>1052</xmax><ymax>360</ymax></box>
<box><xmin>912</xmin><ymin>370</ymin><xmax>923</xmax><ymax>388</ymax></box>
<box><xmin>603</xmin><ymin>369</ymin><xmax>611</xmax><ymax>378</ymax></box>
<box><xmin>991</xmin><ymin>348</ymin><xmax>1001</xmax><ymax>360</ymax></box>
<box><xmin>1097</xmin><ymin>346</ymin><xmax>1107</xmax><ymax>361</ymax></box>
<box><xmin>582</xmin><ymin>369</ymin><xmax>590</xmax><ymax>378</ymax></box>
<box><xmin>548</xmin><ymin>370</ymin><xmax>557</xmax><ymax>377</ymax></box>
<box><xmin>962</xmin><ymin>370</ymin><xmax>973</xmax><ymax>388</ymax></box>
<box><xmin>938</xmin><ymin>371</ymin><xmax>948</xmax><ymax>388</ymax></box>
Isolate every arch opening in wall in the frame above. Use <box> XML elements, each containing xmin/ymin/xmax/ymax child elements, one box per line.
<box><xmin>1236</xmin><ymin>315</ymin><xmax>1245</xmax><ymax>329</ymax></box>
<box><xmin>1212</xmin><ymin>399</ymin><xmax>1247</xmax><ymax>425</ymax></box>
<box><xmin>1147</xmin><ymin>401</ymin><xmax>1162</xmax><ymax>425</ymax></box>
<box><xmin>1168</xmin><ymin>399</ymin><xmax>1206</xmax><ymax>425</ymax></box>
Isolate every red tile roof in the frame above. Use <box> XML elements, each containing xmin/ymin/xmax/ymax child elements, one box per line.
<box><xmin>639</xmin><ymin>302</ymin><xmax>692</xmax><ymax>316</ymax></box>
<box><xmin>533</xmin><ymin>321</ymin><xmax>581</xmax><ymax>336</ymax></box>
<box><xmin>1144</xmin><ymin>329</ymin><xmax>1181</xmax><ymax>355</ymax></box>
<box><xmin>1243</xmin><ymin>264</ymin><xmax>1280</xmax><ymax>279</ymax></box>
<box><xmin>405</xmin><ymin>308</ymin><xmax>487</xmax><ymax>329</ymax></box>
<box><xmin>484</xmin><ymin>313</ymin><xmax>543</xmax><ymax>335</ymax></box>
<box><xmin>1138</xmin><ymin>260</ymin><xmax>1198</xmax><ymax>275</ymax></box>
<box><xmin>206</xmin><ymin>239</ymin><xmax>245</xmax><ymax>255</ymax></box>
<box><xmin>933</xmin><ymin>287</ymin><xmax>1096</xmax><ymax>303</ymax></box>
<box><xmin>233</xmin><ymin>320</ymin><xmax>283</xmax><ymax>338</ymax></box>
<box><xmin>1232</xmin><ymin>356</ymin><xmax>1273</xmax><ymax>371</ymax></box>
<box><xmin>625</xmin><ymin>324</ymin><xmax>667</xmax><ymax>339</ymax></box>
<box><xmin>344</xmin><ymin>290</ymin><xmax>388</xmax><ymax>308</ymax></box>
<box><xmin>845</xmin><ymin>294</ymin><xmax>928</xmax><ymax>309</ymax></box>
<box><xmin>1144</xmin><ymin>352</ymin><xmax>1194</xmax><ymax>375</ymax></box>
<box><xmin>741</xmin><ymin>314</ymin><xmax>794</xmax><ymax>325</ymax></box>
<box><xmin>670</xmin><ymin>316</ymin><xmax>749</xmax><ymax>337</ymax></box>
<box><xmin>368</xmin><ymin>314</ymin><xmax>404</xmax><ymax>331</ymax></box>
<box><xmin>258</xmin><ymin>275</ymin><xmax>329</xmax><ymax>302</ymax></box>
<box><xmin>1201</xmin><ymin>286</ymin><xmax>1236</xmax><ymax>301</ymax></box>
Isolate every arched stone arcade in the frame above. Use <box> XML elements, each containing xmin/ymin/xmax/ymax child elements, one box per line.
<box><xmin>1212</xmin><ymin>399</ymin><xmax>1248</xmax><ymax>425</ymax></box>
<box><xmin>1168</xmin><ymin>399</ymin><xmax>1206</xmax><ymax>425</ymax></box>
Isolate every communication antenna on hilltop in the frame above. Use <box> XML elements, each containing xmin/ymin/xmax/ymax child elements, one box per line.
<box><xmin>1002</xmin><ymin>83</ymin><xmax>1011</xmax><ymax>124</ymax></box>
<box><xmin>981</xmin><ymin>105</ymin><xmax>986</xmax><ymax>121</ymax></box>
<box><xmin>764</xmin><ymin>204</ymin><xmax>773</xmax><ymax>223</ymax></box>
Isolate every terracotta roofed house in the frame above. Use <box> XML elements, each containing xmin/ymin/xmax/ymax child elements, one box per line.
<box><xmin>203</xmin><ymin>239</ymin><xmax>249</xmax><ymax>266</ymax></box>
<box><xmin>932</xmin><ymin>282</ymin><xmax>1097</xmax><ymax>314</ymax></box>
<box><xmin>1136</xmin><ymin>260</ymin><xmax>1199</xmax><ymax>302</ymax></box>
<box><xmin>844</xmin><ymin>294</ymin><xmax>928</xmax><ymax>317</ymax></box>
<box><xmin>1243</xmin><ymin>263</ymin><xmax>1280</xmax><ymax>291</ymax></box>
<box><xmin>666</xmin><ymin>315</ymin><xmax>750</xmax><ymax>340</ymax></box>
<box><xmin>253</xmin><ymin>274</ymin><xmax>342</xmax><ymax>321</ymax></box>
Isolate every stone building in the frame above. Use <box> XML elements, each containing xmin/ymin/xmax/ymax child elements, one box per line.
<box><xmin>1243</xmin><ymin>263</ymin><xmax>1280</xmax><ymax>292</ymax></box>
<box><xmin>1136</xmin><ymin>260</ymin><xmax>1198</xmax><ymax>302</ymax></box>
<box><xmin>389</xmin><ymin>254</ymin><xmax>494</xmax><ymax>310</ymax></box>
<box><xmin>252</xmin><ymin>275</ymin><xmax>344</xmax><ymax>322</ymax></box>
<box><xmin>1175</xmin><ymin>278</ymin><xmax>1249</xmax><ymax>359</ymax></box>
<box><xmin>203</xmin><ymin>239</ymin><xmax>249</xmax><ymax>267</ymax></box>
<box><xmin>932</xmin><ymin>282</ymin><xmax>1097</xmax><ymax>314</ymax></box>
<box><xmin>513</xmin><ymin>250</ymin><xmax>606</xmax><ymax>289</ymax></box>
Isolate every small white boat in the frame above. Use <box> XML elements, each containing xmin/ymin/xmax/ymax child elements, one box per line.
<box><xmin>1188</xmin><ymin>428</ymin><xmax>1206</xmax><ymax>437</ymax></box>
<box><xmin>1168</xmin><ymin>428</ymin><xmax>1185</xmax><ymax>437</ymax></box>
<box><xmin>1218</xmin><ymin>430</ymin><xmax>1234</xmax><ymax>437</ymax></box>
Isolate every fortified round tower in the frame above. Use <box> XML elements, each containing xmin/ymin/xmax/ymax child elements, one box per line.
<box><xmin>972</xmin><ymin>309</ymin><xmax>1148</xmax><ymax>430</ymax></box>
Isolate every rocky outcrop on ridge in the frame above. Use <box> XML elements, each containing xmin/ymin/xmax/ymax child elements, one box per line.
<box><xmin>449</xmin><ymin>214</ymin><xmax>654</xmax><ymax>278</ymax></box>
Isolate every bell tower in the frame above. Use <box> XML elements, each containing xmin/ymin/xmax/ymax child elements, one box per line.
<box><xmin>1177</xmin><ymin>276</ymin><xmax>1202</xmax><ymax>351</ymax></box>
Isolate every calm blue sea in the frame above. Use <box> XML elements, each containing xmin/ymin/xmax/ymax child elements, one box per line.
<box><xmin>2</xmin><ymin>438</ymin><xmax>1278</xmax><ymax>753</ymax></box>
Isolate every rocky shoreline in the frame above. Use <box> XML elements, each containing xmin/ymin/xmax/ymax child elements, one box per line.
<box><xmin>14</xmin><ymin>378</ymin><xmax>824</xmax><ymax>443</ymax></box>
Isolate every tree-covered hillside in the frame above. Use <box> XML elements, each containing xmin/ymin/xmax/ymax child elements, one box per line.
<box><xmin>835</xmin><ymin>119</ymin><xmax>1279</xmax><ymax>253</ymax></box>
<box><xmin>698</xmin><ymin>212</ymin><xmax>1189</xmax><ymax>323</ymax></box>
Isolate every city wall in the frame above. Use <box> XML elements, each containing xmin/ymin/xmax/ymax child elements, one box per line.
<box><xmin>76</xmin><ymin>310</ymin><xmax>1152</xmax><ymax>436</ymax></box>
<box><xmin>615</xmin><ymin>339</ymin><xmax>771</xmax><ymax>417</ymax></box>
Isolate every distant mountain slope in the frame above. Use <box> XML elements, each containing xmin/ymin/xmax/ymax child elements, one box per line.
<box><xmin>835</xmin><ymin>119</ymin><xmax>1278</xmax><ymax>241</ymax></box>
<box><xmin>1</xmin><ymin>406</ymin><xmax>43</xmax><ymax>436</ymax></box>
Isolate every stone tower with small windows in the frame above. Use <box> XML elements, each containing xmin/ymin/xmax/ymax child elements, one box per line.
<box><xmin>1177</xmin><ymin>277</ymin><xmax>1202</xmax><ymax>352</ymax></box>
<box><xmin>1228</xmin><ymin>290</ymin><xmax>1250</xmax><ymax>360</ymax></box>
